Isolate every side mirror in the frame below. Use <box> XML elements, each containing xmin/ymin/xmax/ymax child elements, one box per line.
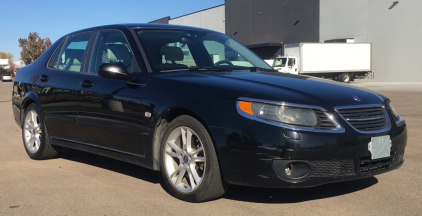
<box><xmin>98</xmin><ymin>63</ymin><xmax>131</xmax><ymax>81</ymax></box>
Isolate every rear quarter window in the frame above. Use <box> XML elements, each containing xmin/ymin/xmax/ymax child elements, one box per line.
<box><xmin>57</xmin><ymin>33</ymin><xmax>92</xmax><ymax>72</ymax></box>
<box><xmin>47</xmin><ymin>39</ymin><xmax>66</xmax><ymax>69</ymax></box>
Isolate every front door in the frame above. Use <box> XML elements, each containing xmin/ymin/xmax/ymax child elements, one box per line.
<box><xmin>77</xmin><ymin>30</ymin><xmax>147</xmax><ymax>156</ymax></box>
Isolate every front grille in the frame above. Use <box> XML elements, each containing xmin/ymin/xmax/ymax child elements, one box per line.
<box><xmin>308</xmin><ymin>160</ymin><xmax>356</xmax><ymax>177</ymax></box>
<box><xmin>313</xmin><ymin>110</ymin><xmax>336</xmax><ymax>129</ymax></box>
<box><xmin>337</xmin><ymin>106</ymin><xmax>387</xmax><ymax>131</ymax></box>
<box><xmin>359</xmin><ymin>153</ymin><xmax>394</xmax><ymax>173</ymax></box>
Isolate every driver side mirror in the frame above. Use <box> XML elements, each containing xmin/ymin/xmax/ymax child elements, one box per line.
<box><xmin>98</xmin><ymin>63</ymin><xmax>131</xmax><ymax>81</ymax></box>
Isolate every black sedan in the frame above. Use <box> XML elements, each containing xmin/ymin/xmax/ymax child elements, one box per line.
<box><xmin>12</xmin><ymin>24</ymin><xmax>407</xmax><ymax>202</ymax></box>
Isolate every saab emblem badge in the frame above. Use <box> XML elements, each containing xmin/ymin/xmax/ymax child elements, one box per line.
<box><xmin>352</xmin><ymin>95</ymin><xmax>361</xmax><ymax>101</ymax></box>
<box><xmin>183</xmin><ymin>155</ymin><xmax>189</xmax><ymax>163</ymax></box>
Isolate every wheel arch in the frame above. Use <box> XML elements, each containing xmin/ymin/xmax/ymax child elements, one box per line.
<box><xmin>151</xmin><ymin>106</ymin><xmax>219</xmax><ymax>171</ymax></box>
<box><xmin>20</xmin><ymin>92</ymin><xmax>42</xmax><ymax>125</ymax></box>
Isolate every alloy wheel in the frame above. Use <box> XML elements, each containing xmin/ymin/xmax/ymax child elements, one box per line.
<box><xmin>164</xmin><ymin>126</ymin><xmax>206</xmax><ymax>193</ymax></box>
<box><xmin>23</xmin><ymin>110</ymin><xmax>42</xmax><ymax>153</ymax></box>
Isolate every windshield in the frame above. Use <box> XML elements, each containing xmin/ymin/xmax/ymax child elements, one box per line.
<box><xmin>135</xmin><ymin>29</ymin><xmax>271</xmax><ymax>72</ymax></box>
<box><xmin>273</xmin><ymin>58</ymin><xmax>287</xmax><ymax>67</ymax></box>
<box><xmin>3</xmin><ymin>72</ymin><xmax>10</xmax><ymax>76</ymax></box>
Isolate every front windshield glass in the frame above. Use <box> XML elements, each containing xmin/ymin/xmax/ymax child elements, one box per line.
<box><xmin>135</xmin><ymin>29</ymin><xmax>271</xmax><ymax>72</ymax></box>
<box><xmin>273</xmin><ymin>58</ymin><xmax>287</xmax><ymax>67</ymax></box>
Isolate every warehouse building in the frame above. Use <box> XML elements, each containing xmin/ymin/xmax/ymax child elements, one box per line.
<box><xmin>150</xmin><ymin>0</ymin><xmax>421</xmax><ymax>82</ymax></box>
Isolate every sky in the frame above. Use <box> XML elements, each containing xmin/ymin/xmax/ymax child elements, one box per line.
<box><xmin>0</xmin><ymin>0</ymin><xmax>225</xmax><ymax>61</ymax></box>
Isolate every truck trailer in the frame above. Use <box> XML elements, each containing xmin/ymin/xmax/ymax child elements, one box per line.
<box><xmin>272</xmin><ymin>43</ymin><xmax>372</xmax><ymax>83</ymax></box>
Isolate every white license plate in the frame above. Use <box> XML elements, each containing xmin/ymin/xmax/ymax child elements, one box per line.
<box><xmin>368</xmin><ymin>135</ymin><xmax>391</xmax><ymax>159</ymax></box>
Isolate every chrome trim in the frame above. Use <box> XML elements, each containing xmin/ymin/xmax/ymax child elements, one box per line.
<box><xmin>346</xmin><ymin>116</ymin><xmax>384</xmax><ymax>121</ymax></box>
<box><xmin>334</xmin><ymin>104</ymin><xmax>383</xmax><ymax>112</ymax></box>
<box><xmin>238</xmin><ymin>97</ymin><xmax>327</xmax><ymax>111</ymax></box>
<box><xmin>236</xmin><ymin>99</ymin><xmax>344</xmax><ymax>133</ymax></box>
<box><xmin>335</xmin><ymin>104</ymin><xmax>391</xmax><ymax>134</ymax></box>
<box><xmin>325</xmin><ymin>113</ymin><xmax>343</xmax><ymax>130</ymax></box>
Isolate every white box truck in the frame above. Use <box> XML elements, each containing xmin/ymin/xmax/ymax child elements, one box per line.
<box><xmin>0</xmin><ymin>59</ymin><xmax>9</xmax><ymax>70</ymax></box>
<box><xmin>272</xmin><ymin>43</ymin><xmax>372</xmax><ymax>83</ymax></box>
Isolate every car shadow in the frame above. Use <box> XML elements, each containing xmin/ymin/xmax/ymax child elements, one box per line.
<box><xmin>222</xmin><ymin>177</ymin><xmax>378</xmax><ymax>203</ymax></box>
<box><xmin>59</xmin><ymin>148</ymin><xmax>163</xmax><ymax>185</ymax></box>
<box><xmin>59</xmin><ymin>148</ymin><xmax>378</xmax><ymax>203</ymax></box>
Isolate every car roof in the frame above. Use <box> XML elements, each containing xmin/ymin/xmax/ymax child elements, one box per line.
<box><xmin>69</xmin><ymin>23</ymin><xmax>220</xmax><ymax>35</ymax></box>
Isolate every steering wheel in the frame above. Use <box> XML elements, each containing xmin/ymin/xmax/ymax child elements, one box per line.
<box><xmin>213</xmin><ymin>60</ymin><xmax>233</xmax><ymax>66</ymax></box>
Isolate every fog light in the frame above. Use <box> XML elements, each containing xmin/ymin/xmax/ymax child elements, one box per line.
<box><xmin>285</xmin><ymin>164</ymin><xmax>293</xmax><ymax>176</ymax></box>
<box><xmin>284</xmin><ymin>162</ymin><xmax>311</xmax><ymax>179</ymax></box>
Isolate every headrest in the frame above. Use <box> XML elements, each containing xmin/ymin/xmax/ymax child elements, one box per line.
<box><xmin>65</xmin><ymin>58</ymin><xmax>81</xmax><ymax>65</ymax></box>
<box><xmin>64</xmin><ymin>49</ymin><xmax>84</xmax><ymax>61</ymax></box>
<box><xmin>160</xmin><ymin>46</ymin><xmax>184</xmax><ymax>61</ymax></box>
<box><xmin>105</xmin><ymin>44</ymin><xmax>131</xmax><ymax>61</ymax></box>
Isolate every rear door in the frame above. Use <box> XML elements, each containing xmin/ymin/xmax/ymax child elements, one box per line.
<box><xmin>41</xmin><ymin>32</ymin><xmax>94</xmax><ymax>142</ymax></box>
<box><xmin>76</xmin><ymin>29</ymin><xmax>147</xmax><ymax>156</ymax></box>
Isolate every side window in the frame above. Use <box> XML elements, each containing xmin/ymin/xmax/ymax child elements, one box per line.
<box><xmin>47</xmin><ymin>39</ymin><xmax>66</xmax><ymax>69</ymax></box>
<box><xmin>288</xmin><ymin>58</ymin><xmax>296</xmax><ymax>66</ymax></box>
<box><xmin>89</xmin><ymin>30</ymin><xmax>133</xmax><ymax>74</ymax></box>
<box><xmin>58</xmin><ymin>33</ymin><xmax>91</xmax><ymax>72</ymax></box>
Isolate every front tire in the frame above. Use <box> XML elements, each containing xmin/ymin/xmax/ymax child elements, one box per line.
<box><xmin>160</xmin><ymin>115</ymin><xmax>228</xmax><ymax>202</ymax></box>
<box><xmin>22</xmin><ymin>103</ymin><xmax>61</xmax><ymax>160</ymax></box>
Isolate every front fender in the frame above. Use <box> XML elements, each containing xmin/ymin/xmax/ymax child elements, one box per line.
<box><xmin>154</xmin><ymin>95</ymin><xmax>226</xmax><ymax>128</ymax></box>
<box><xmin>146</xmin><ymin>86</ymin><xmax>248</xmax><ymax>170</ymax></box>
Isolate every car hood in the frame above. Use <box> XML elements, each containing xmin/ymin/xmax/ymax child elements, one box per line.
<box><xmin>147</xmin><ymin>71</ymin><xmax>386</xmax><ymax>111</ymax></box>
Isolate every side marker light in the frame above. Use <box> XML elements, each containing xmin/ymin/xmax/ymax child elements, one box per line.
<box><xmin>238</xmin><ymin>101</ymin><xmax>253</xmax><ymax>115</ymax></box>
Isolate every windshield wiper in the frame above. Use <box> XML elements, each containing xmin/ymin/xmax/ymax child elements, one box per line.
<box><xmin>249</xmin><ymin>67</ymin><xmax>279</xmax><ymax>72</ymax></box>
<box><xmin>189</xmin><ymin>66</ymin><xmax>233</xmax><ymax>72</ymax></box>
<box><xmin>160</xmin><ymin>66</ymin><xmax>232</xmax><ymax>72</ymax></box>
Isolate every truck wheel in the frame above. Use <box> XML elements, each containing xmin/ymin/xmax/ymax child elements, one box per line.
<box><xmin>339</xmin><ymin>73</ymin><xmax>350</xmax><ymax>83</ymax></box>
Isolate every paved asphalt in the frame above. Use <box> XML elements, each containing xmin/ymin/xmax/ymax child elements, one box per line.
<box><xmin>0</xmin><ymin>81</ymin><xmax>421</xmax><ymax>215</ymax></box>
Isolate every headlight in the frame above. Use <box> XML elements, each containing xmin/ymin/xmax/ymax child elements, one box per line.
<box><xmin>387</xmin><ymin>101</ymin><xmax>403</xmax><ymax>124</ymax></box>
<box><xmin>239</xmin><ymin>101</ymin><xmax>318</xmax><ymax>127</ymax></box>
<box><xmin>387</xmin><ymin>101</ymin><xmax>398</xmax><ymax>118</ymax></box>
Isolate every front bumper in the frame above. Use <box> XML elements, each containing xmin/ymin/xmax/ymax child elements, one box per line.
<box><xmin>211</xmin><ymin>118</ymin><xmax>407</xmax><ymax>188</ymax></box>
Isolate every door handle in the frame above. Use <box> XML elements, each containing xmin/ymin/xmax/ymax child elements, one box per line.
<box><xmin>39</xmin><ymin>74</ymin><xmax>49</xmax><ymax>82</ymax></box>
<box><xmin>80</xmin><ymin>80</ymin><xmax>94</xmax><ymax>88</ymax></box>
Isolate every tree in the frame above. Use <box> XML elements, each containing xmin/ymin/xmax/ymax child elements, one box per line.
<box><xmin>0</xmin><ymin>66</ymin><xmax>6</xmax><ymax>75</ymax></box>
<box><xmin>18</xmin><ymin>32</ymin><xmax>52</xmax><ymax>65</ymax></box>
<box><xmin>8</xmin><ymin>62</ymin><xmax>17</xmax><ymax>77</ymax></box>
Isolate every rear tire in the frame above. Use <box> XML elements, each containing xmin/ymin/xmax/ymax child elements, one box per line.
<box><xmin>339</xmin><ymin>73</ymin><xmax>351</xmax><ymax>83</ymax></box>
<box><xmin>22</xmin><ymin>103</ymin><xmax>61</xmax><ymax>160</ymax></box>
<box><xmin>160</xmin><ymin>115</ymin><xmax>228</xmax><ymax>202</ymax></box>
